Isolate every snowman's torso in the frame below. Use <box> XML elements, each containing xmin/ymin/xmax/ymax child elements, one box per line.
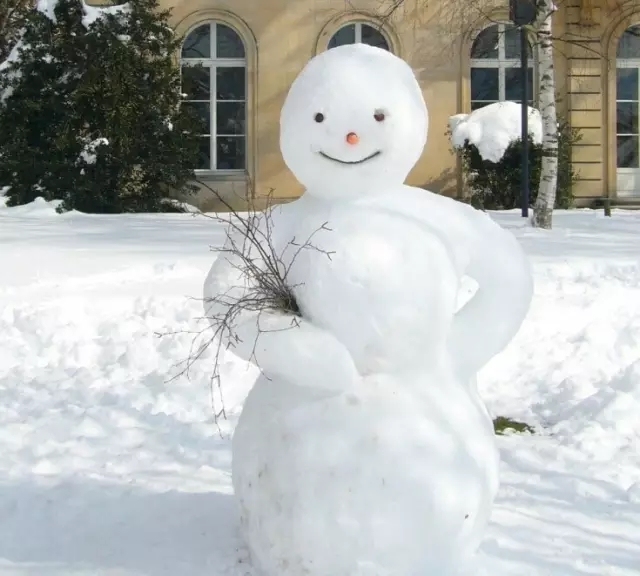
<box><xmin>232</xmin><ymin>197</ymin><xmax>499</xmax><ymax>576</ymax></box>
<box><xmin>274</xmin><ymin>197</ymin><xmax>459</xmax><ymax>375</ymax></box>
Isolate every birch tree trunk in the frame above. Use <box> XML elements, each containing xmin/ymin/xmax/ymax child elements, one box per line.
<box><xmin>532</xmin><ymin>0</ymin><xmax>558</xmax><ymax>229</ymax></box>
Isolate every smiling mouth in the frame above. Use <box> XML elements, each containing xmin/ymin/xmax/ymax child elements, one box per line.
<box><xmin>318</xmin><ymin>151</ymin><xmax>382</xmax><ymax>165</ymax></box>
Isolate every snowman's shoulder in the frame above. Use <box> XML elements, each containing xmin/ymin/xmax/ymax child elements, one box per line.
<box><xmin>367</xmin><ymin>186</ymin><xmax>495</xmax><ymax>273</ymax></box>
<box><xmin>397</xmin><ymin>186</ymin><xmax>503</xmax><ymax>239</ymax></box>
<box><xmin>266</xmin><ymin>195</ymin><xmax>313</xmax><ymax>224</ymax></box>
<box><xmin>397</xmin><ymin>185</ymin><xmax>476</xmax><ymax>217</ymax></box>
<box><xmin>370</xmin><ymin>186</ymin><xmax>477</xmax><ymax>239</ymax></box>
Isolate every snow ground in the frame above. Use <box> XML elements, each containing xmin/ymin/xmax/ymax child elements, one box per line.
<box><xmin>0</xmin><ymin>197</ymin><xmax>639</xmax><ymax>575</ymax></box>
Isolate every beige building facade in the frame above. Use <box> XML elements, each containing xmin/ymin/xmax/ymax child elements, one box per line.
<box><xmin>97</xmin><ymin>0</ymin><xmax>640</xmax><ymax>209</ymax></box>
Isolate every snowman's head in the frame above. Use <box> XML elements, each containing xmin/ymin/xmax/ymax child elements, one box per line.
<box><xmin>280</xmin><ymin>43</ymin><xmax>428</xmax><ymax>200</ymax></box>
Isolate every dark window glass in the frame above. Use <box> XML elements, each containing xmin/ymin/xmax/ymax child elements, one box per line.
<box><xmin>505</xmin><ymin>67</ymin><xmax>534</xmax><ymax>101</ymax></box>
<box><xmin>504</xmin><ymin>26</ymin><xmax>533</xmax><ymax>59</ymax></box>
<box><xmin>182</xmin><ymin>24</ymin><xmax>210</xmax><ymax>59</ymax></box>
<box><xmin>361</xmin><ymin>24</ymin><xmax>390</xmax><ymax>50</ymax></box>
<box><xmin>471</xmin><ymin>25</ymin><xmax>499</xmax><ymax>59</ymax></box>
<box><xmin>328</xmin><ymin>25</ymin><xmax>356</xmax><ymax>49</ymax></box>
<box><xmin>196</xmin><ymin>136</ymin><xmax>211</xmax><ymax>170</ymax></box>
<box><xmin>617</xmin><ymin>102</ymin><xmax>638</xmax><ymax>135</ymax></box>
<box><xmin>182</xmin><ymin>102</ymin><xmax>211</xmax><ymax>134</ymax></box>
<box><xmin>471</xmin><ymin>101</ymin><xmax>494</xmax><ymax>110</ymax></box>
<box><xmin>617</xmin><ymin>135</ymin><xmax>639</xmax><ymax>168</ymax></box>
<box><xmin>216</xmin><ymin>67</ymin><xmax>245</xmax><ymax>100</ymax></box>
<box><xmin>217</xmin><ymin>137</ymin><xmax>246</xmax><ymax>169</ymax></box>
<box><xmin>471</xmin><ymin>68</ymin><xmax>499</xmax><ymax>101</ymax></box>
<box><xmin>617</xmin><ymin>68</ymin><xmax>638</xmax><ymax>101</ymax></box>
<box><xmin>181</xmin><ymin>65</ymin><xmax>210</xmax><ymax>100</ymax></box>
<box><xmin>617</xmin><ymin>136</ymin><xmax>638</xmax><ymax>168</ymax></box>
<box><xmin>217</xmin><ymin>102</ymin><xmax>246</xmax><ymax>135</ymax></box>
<box><xmin>617</xmin><ymin>26</ymin><xmax>640</xmax><ymax>59</ymax></box>
<box><xmin>216</xmin><ymin>23</ymin><xmax>245</xmax><ymax>58</ymax></box>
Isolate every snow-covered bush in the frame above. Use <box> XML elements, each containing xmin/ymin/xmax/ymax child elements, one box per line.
<box><xmin>449</xmin><ymin>102</ymin><xmax>580</xmax><ymax>211</ymax></box>
<box><xmin>454</xmin><ymin>118</ymin><xmax>580</xmax><ymax>211</ymax></box>
<box><xmin>0</xmin><ymin>0</ymin><xmax>200</xmax><ymax>213</ymax></box>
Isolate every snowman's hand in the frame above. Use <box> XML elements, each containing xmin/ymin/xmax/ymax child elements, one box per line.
<box><xmin>230</xmin><ymin>311</ymin><xmax>360</xmax><ymax>392</ymax></box>
<box><xmin>449</xmin><ymin>213</ymin><xmax>533</xmax><ymax>380</ymax></box>
<box><xmin>203</xmin><ymin>223</ymin><xmax>358</xmax><ymax>392</ymax></box>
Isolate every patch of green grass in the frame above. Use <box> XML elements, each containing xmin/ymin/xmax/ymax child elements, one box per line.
<box><xmin>493</xmin><ymin>416</ymin><xmax>535</xmax><ymax>436</ymax></box>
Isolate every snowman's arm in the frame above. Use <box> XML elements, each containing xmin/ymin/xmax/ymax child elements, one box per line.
<box><xmin>231</xmin><ymin>310</ymin><xmax>359</xmax><ymax>392</ymax></box>
<box><xmin>448</xmin><ymin>213</ymin><xmax>533</xmax><ymax>379</ymax></box>
<box><xmin>203</xmin><ymin>232</ymin><xmax>358</xmax><ymax>392</ymax></box>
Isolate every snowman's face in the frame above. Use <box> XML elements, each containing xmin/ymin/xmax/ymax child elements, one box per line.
<box><xmin>280</xmin><ymin>44</ymin><xmax>429</xmax><ymax>200</ymax></box>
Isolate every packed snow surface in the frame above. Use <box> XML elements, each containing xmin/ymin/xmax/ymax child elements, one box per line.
<box><xmin>221</xmin><ymin>43</ymin><xmax>532</xmax><ymax>576</ymax></box>
<box><xmin>1</xmin><ymin>196</ymin><xmax>640</xmax><ymax>575</ymax></box>
<box><xmin>449</xmin><ymin>101</ymin><xmax>543</xmax><ymax>162</ymax></box>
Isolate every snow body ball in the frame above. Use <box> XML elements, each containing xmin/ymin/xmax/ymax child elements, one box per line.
<box><xmin>204</xmin><ymin>44</ymin><xmax>533</xmax><ymax>576</ymax></box>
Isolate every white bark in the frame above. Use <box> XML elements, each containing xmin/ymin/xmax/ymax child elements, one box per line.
<box><xmin>532</xmin><ymin>0</ymin><xmax>558</xmax><ymax>229</ymax></box>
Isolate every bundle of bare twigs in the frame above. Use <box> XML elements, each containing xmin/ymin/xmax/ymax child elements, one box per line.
<box><xmin>172</xmin><ymin>181</ymin><xmax>331</xmax><ymax>424</ymax></box>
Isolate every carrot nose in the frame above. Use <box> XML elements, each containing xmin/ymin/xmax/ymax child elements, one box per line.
<box><xmin>346</xmin><ymin>132</ymin><xmax>359</xmax><ymax>145</ymax></box>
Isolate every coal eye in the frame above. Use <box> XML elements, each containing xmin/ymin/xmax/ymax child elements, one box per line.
<box><xmin>314</xmin><ymin>113</ymin><xmax>325</xmax><ymax>123</ymax></box>
<box><xmin>374</xmin><ymin>110</ymin><xmax>386</xmax><ymax>122</ymax></box>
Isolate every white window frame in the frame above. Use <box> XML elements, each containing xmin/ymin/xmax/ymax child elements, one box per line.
<box><xmin>329</xmin><ymin>22</ymin><xmax>391</xmax><ymax>51</ymax></box>
<box><xmin>615</xmin><ymin>60</ymin><xmax>640</xmax><ymax>167</ymax></box>
<box><xmin>470</xmin><ymin>23</ymin><xmax>536</xmax><ymax>108</ymax></box>
<box><xmin>615</xmin><ymin>58</ymin><xmax>640</xmax><ymax>202</ymax></box>
<box><xmin>181</xmin><ymin>22</ymin><xmax>247</xmax><ymax>174</ymax></box>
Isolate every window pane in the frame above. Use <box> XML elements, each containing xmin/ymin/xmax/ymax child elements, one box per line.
<box><xmin>216</xmin><ymin>23</ymin><xmax>245</xmax><ymax>59</ymax></box>
<box><xmin>617</xmin><ymin>26</ymin><xmax>640</xmax><ymax>59</ymax></box>
<box><xmin>217</xmin><ymin>102</ymin><xmax>246</xmax><ymax>135</ymax></box>
<box><xmin>181</xmin><ymin>66</ymin><xmax>210</xmax><ymax>100</ymax></box>
<box><xmin>328</xmin><ymin>25</ymin><xmax>356</xmax><ymax>49</ymax></box>
<box><xmin>183</xmin><ymin>101</ymin><xmax>211</xmax><ymax>134</ymax></box>
<box><xmin>617</xmin><ymin>102</ymin><xmax>638</xmax><ymax>134</ymax></box>
<box><xmin>471</xmin><ymin>101</ymin><xmax>495</xmax><ymax>110</ymax></box>
<box><xmin>361</xmin><ymin>24</ymin><xmax>389</xmax><ymax>50</ymax></box>
<box><xmin>504</xmin><ymin>26</ymin><xmax>533</xmax><ymax>59</ymax></box>
<box><xmin>617</xmin><ymin>68</ymin><xmax>638</xmax><ymax>101</ymax></box>
<box><xmin>216</xmin><ymin>67</ymin><xmax>245</xmax><ymax>100</ymax></box>
<box><xmin>617</xmin><ymin>135</ymin><xmax>639</xmax><ymax>167</ymax></box>
<box><xmin>471</xmin><ymin>25</ymin><xmax>499</xmax><ymax>59</ymax></box>
<box><xmin>471</xmin><ymin>68</ymin><xmax>499</xmax><ymax>101</ymax></box>
<box><xmin>182</xmin><ymin>24</ymin><xmax>210</xmax><ymax>59</ymax></box>
<box><xmin>196</xmin><ymin>136</ymin><xmax>211</xmax><ymax>170</ymax></box>
<box><xmin>217</xmin><ymin>137</ymin><xmax>245</xmax><ymax>170</ymax></box>
<box><xmin>505</xmin><ymin>67</ymin><xmax>534</xmax><ymax>101</ymax></box>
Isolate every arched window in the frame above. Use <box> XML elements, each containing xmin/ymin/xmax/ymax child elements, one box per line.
<box><xmin>615</xmin><ymin>25</ymin><xmax>640</xmax><ymax>198</ymax></box>
<box><xmin>616</xmin><ymin>25</ymin><xmax>640</xmax><ymax>171</ymax></box>
<box><xmin>328</xmin><ymin>22</ymin><xmax>390</xmax><ymax>51</ymax></box>
<box><xmin>470</xmin><ymin>23</ymin><xmax>534</xmax><ymax>110</ymax></box>
<box><xmin>181</xmin><ymin>22</ymin><xmax>246</xmax><ymax>172</ymax></box>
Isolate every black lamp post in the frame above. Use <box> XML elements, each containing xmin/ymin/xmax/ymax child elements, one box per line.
<box><xmin>509</xmin><ymin>0</ymin><xmax>537</xmax><ymax>217</ymax></box>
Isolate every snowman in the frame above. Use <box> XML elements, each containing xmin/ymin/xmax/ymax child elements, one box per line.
<box><xmin>204</xmin><ymin>44</ymin><xmax>533</xmax><ymax>576</ymax></box>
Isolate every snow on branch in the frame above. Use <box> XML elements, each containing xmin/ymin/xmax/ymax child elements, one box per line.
<box><xmin>0</xmin><ymin>39</ymin><xmax>24</xmax><ymax>102</ymax></box>
<box><xmin>78</xmin><ymin>137</ymin><xmax>109</xmax><ymax>165</ymax></box>
<box><xmin>36</xmin><ymin>0</ymin><xmax>130</xmax><ymax>28</ymax></box>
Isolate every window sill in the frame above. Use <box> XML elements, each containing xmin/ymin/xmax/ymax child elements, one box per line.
<box><xmin>193</xmin><ymin>170</ymin><xmax>248</xmax><ymax>182</ymax></box>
